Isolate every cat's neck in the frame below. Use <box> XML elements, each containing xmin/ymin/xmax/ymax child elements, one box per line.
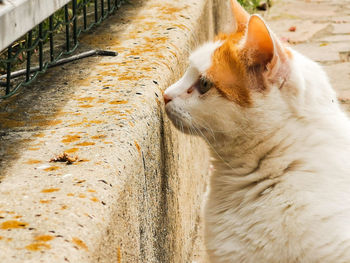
<box><xmin>208</xmin><ymin>125</ymin><xmax>287</xmax><ymax>175</ymax></box>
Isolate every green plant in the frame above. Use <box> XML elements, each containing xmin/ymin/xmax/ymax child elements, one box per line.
<box><xmin>238</xmin><ymin>0</ymin><xmax>261</xmax><ymax>10</ymax></box>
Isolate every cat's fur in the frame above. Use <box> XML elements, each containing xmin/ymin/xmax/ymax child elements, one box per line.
<box><xmin>164</xmin><ymin>1</ymin><xmax>350</xmax><ymax>262</ymax></box>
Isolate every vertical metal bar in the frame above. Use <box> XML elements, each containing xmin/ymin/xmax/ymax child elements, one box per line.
<box><xmin>83</xmin><ymin>0</ymin><xmax>87</xmax><ymax>30</ymax></box>
<box><xmin>6</xmin><ymin>46</ymin><xmax>12</xmax><ymax>95</ymax></box>
<box><xmin>38</xmin><ymin>23</ymin><xmax>43</xmax><ymax>71</ymax></box>
<box><xmin>26</xmin><ymin>30</ymin><xmax>32</xmax><ymax>81</ymax></box>
<box><xmin>72</xmin><ymin>0</ymin><xmax>77</xmax><ymax>46</ymax></box>
<box><xmin>94</xmin><ymin>0</ymin><xmax>98</xmax><ymax>22</ymax></box>
<box><xmin>107</xmin><ymin>0</ymin><xmax>111</xmax><ymax>12</ymax></box>
<box><xmin>65</xmin><ymin>4</ymin><xmax>70</xmax><ymax>52</ymax></box>
<box><xmin>101</xmin><ymin>0</ymin><xmax>104</xmax><ymax>17</ymax></box>
<box><xmin>49</xmin><ymin>15</ymin><xmax>54</xmax><ymax>62</ymax></box>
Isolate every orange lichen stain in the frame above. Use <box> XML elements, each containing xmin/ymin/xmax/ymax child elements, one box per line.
<box><xmin>104</xmin><ymin>141</ymin><xmax>113</xmax><ymax>145</ymax></box>
<box><xmin>56</xmin><ymin>111</ymin><xmax>73</xmax><ymax>117</ymax></box>
<box><xmin>67</xmin><ymin>193</ymin><xmax>75</xmax><ymax>197</ymax></box>
<box><xmin>73</xmin><ymin>159</ymin><xmax>89</xmax><ymax>164</ymax></box>
<box><xmin>77</xmin><ymin>97</ymin><xmax>95</xmax><ymax>103</ymax></box>
<box><xmin>31</xmin><ymin>115</ymin><xmax>46</xmax><ymax>120</ymax></box>
<box><xmin>97</xmin><ymin>99</ymin><xmax>106</xmax><ymax>103</ymax></box>
<box><xmin>76</xmin><ymin>78</ymin><xmax>92</xmax><ymax>86</ymax></box>
<box><xmin>0</xmin><ymin>236</ymin><xmax>3</xmax><ymax>240</ymax></box>
<box><xmin>31</xmin><ymin>141</ymin><xmax>44</xmax><ymax>147</ymax></box>
<box><xmin>140</xmin><ymin>66</ymin><xmax>153</xmax><ymax>72</ymax></box>
<box><xmin>118</xmin><ymin>75</ymin><xmax>145</xmax><ymax>81</ymax></box>
<box><xmin>90</xmin><ymin>197</ymin><xmax>99</xmax><ymax>202</ymax></box>
<box><xmin>134</xmin><ymin>141</ymin><xmax>141</xmax><ymax>156</ymax></box>
<box><xmin>1</xmin><ymin>220</ymin><xmax>28</xmax><ymax>229</ymax></box>
<box><xmin>61</xmin><ymin>205</ymin><xmax>68</xmax><ymax>210</ymax></box>
<box><xmin>75</xmin><ymin>142</ymin><xmax>95</xmax><ymax>147</ymax></box>
<box><xmin>35</xmin><ymin>119</ymin><xmax>62</xmax><ymax>127</ymax></box>
<box><xmin>40</xmin><ymin>200</ymin><xmax>52</xmax><ymax>204</ymax></box>
<box><xmin>173</xmin><ymin>23</ymin><xmax>191</xmax><ymax>31</ymax></box>
<box><xmin>62</xmin><ymin>135</ymin><xmax>81</xmax><ymax>144</ymax></box>
<box><xmin>44</xmin><ymin>166</ymin><xmax>60</xmax><ymax>172</ymax></box>
<box><xmin>141</xmin><ymin>21</ymin><xmax>157</xmax><ymax>30</ymax></box>
<box><xmin>25</xmin><ymin>242</ymin><xmax>51</xmax><ymax>251</ymax></box>
<box><xmin>35</xmin><ymin>235</ymin><xmax>55</xmax><ymax>242</ymax></box>
<box><xmin>13</xmin><ymin>215</ymin><xmax>22</xmax><ymax>219</ymax></box>
<box><xmin>87</xmin><ymin>189</ymin><xmax>96</xmax><ymax>193</ymax></box>
<box><xmin>105</xmin><ymin>110</ymin><xmax>121</xmax><ymax>115</ymax></box>
<box><xmin>24</xmin><ymin>159</ymin><xmax>42</xmax><ymax>164</ymax></box>
<box><xmin>79</xmin><ymin>104</ymin><xmax>94</xmax><ymax>108</ymax></box>
<box><xmin>68</xmin><ymin>118</ymin><xmax>89</xmax><ymax>127</ymax></box>
<box><xmin>155</xmin><ymin>54</ymin><xmax>165</xmax><ymax>59</ymax></box>
<box><xmin>109</xmin><ymin>100</ymin><xmax>128</xmax><ymax>105</ymax></box>
<box><xmin>144</xmin><ymin>36</ymin><xmax>168</xmax><ymax>44</ymax></box>
<box><xmin>0</xmin><ymin>211</ymin><xmax>15</xmax><ymax>214</ymax></box>
<box><xmin>78</xmin><ymin>194</ymin><xmax>86</xmax><ymax>198</ymax></box>
<box><xmin>72</xmin><ymin>238</ymin><xmax>88</xmax><ymax>251</ymax></box>
<box><xmin>157</xmin><ymin>6</ymin><xmax>183</xmax><ymax>15</ymax></box>
<box><xmin>98</xmin><ymin>71</ymin><xmax>119</xmax><ymax>77</ymax></box>
<box><xmin>117</xmin><ymin>246</ymin><xmax>121</xmax><ymax>263</ymax></box>
<box><xmin>90</xmin><ymin>120</ymin><xmax>103</xmax><ymax>124</ymax></box>
<box><xmin>98</xmin><ymin>62</ymin><xmax>117</xmax><ymax>66</ymax></box>
<box><xmin>34</xmin><ymin>133</ymin><xmax>45</xmax><ymax>138</ymax></box>
<box><xmin>91</xmin><ymin>135</ymin><xmax>106</xmax><ymax>140</ymax></box>
<box><xmin>28</xmin><ymin>147</ymin><xmax>40</xmax><ymax>151</ymax></box>
<box><xmin>65</xmin><ymin>148</ymin><xmax>79</xmax><ymax>154</ymax></box>
<box><xmin>0</xmin><ymin>119</ymin><xmax>25</xmax><ymax>128</ymax></box>
<box><xmin>41</xmin><ymin>188</ymin><xmax>60</xmax><ymax>193</ymax></box>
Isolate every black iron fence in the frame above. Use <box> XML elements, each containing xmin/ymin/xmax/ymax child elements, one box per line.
<box><xmin>0</xmin><ymin>0</ymin><xmax>124</xmax><ymax>99</ymax></box>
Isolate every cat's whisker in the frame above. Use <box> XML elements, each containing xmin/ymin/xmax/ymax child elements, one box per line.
<box><xmin>191</xmin><ymin>120</ymin><xmax>234</xmax><ymax>170</ymax></box>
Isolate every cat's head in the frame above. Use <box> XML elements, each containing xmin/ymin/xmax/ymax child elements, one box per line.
<box><xmin>163</xmin><ymin>0</ymin><xmax>296</xmax><ymax>142</ymax></box>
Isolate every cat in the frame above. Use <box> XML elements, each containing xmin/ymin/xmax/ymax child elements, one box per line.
<box><xmin>163</xmin><ymin>0</ymin><xmax>350</xmax><ymax>262</ymax></box>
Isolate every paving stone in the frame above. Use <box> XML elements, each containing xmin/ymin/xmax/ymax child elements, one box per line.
<box><xmin>292</xmin><ymin>43</ymin><xmax>343</xmax><ymax>63</ymax></box>
<box><xmin>319</xmin><ymin>34</ymin><xmax>350</xmax><ymax>42</ymax></box>
<box><xmin>267</xmin><ymin>20</ymin><xmax>330</xmax><ymax>44</ymax></box>
<box><xmin>323</xmin><ymin>62</ymin><xmax>350</xmax><ymax>98</ymax></box>
<box><xmin>267</xmin><ymin>0</ymin><xmax>338</xmax><ymax>20</ymax></box>
<box><xmin>331</xmin><ymin>23</ymin><xmax>350</xmax><ymax>34</ymax></box>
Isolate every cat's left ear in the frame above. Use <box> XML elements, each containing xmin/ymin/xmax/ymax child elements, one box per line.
<box><xmin>241</xmin><ymin>15</ymin><xmax>289</xmax><ymax>80</ymax></box>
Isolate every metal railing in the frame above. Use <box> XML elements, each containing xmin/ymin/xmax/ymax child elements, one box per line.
<box><xmin>0</xmin><ymin>0</ymin><xmax>124</xmax><ymax>99</ymax></box>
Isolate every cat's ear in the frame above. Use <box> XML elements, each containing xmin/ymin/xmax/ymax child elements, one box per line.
<box><xmin>241</xmin><ymin>15</ymin><xmax>288</xmax><ymax>74</ymax></box>
<box><xmin>230</xmin><ymin>0</ymin><xmax>250</xmax><ymax>32</ymax></box>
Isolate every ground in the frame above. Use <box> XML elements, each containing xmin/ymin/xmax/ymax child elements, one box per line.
<box><xmin>263</xmin><ymin>0</ymin><xmax>350</xmax><ymax>111</ymax></box>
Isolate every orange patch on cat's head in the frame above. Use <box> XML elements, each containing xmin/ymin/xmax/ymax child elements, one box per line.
<box><xmin>206</xmin><ymin>33</ymin><xmax>251</xmax><ymax>107</ymax></box>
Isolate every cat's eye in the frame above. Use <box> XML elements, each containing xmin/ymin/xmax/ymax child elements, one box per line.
<box><xmin>198</xmin><ymin>77</ymin><xmax>213</xmax><ymax>95</ymax></box>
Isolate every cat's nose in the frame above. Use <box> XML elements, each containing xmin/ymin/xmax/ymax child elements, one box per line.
<box><xmin>163</xmin><ymin>94</ymin><xmax>172</xmax><ymax>105</ymax></box>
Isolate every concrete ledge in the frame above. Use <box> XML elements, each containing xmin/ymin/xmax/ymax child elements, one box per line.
<box><xmin>0</xmin><ymin>0</ymin><xmax>230</xmax><ymax>261</ymax></box>
<box><xmin>0</xmin><ymin>0</ymin><xmax>71</xmax><ymax>50</ymax></box>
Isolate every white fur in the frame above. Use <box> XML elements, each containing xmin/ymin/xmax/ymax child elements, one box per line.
<box><xmin>164</xmin><ymin>21</ymin><xmax>350</xmax><ymax>263</ymax></box>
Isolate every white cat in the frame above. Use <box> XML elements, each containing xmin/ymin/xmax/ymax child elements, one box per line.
<box><xmin>164</xmin><ymin>0</ymin><xmax>350</xmax><ymax>262</ymax></box>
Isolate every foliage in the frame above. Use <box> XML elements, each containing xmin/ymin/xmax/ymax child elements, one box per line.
<box><xmin>238</xmin><ymin>0</ymin><xmax>262</xmax><ymax>10</ymax></box>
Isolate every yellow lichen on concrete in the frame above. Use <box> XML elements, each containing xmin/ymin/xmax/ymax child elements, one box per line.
<box><xmin>1</xmin><ymin>220</ymin><xmax>28</xmax><ymax>229</ymax></box>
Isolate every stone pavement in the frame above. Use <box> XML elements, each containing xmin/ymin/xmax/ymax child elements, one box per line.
<box><xmin>263</xmin><ymin>0</ymin><xmax>350</xmax><ymax>110</ymax></box>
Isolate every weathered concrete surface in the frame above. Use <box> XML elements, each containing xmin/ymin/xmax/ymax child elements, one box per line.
<box><xmin>0</xmin><ymin>0</ymin><xmax>233</xmax><ymax>262</ymax></box>
<box><xmin>263</xmin><ymin>0</ymin><xmax>350</xmax><ymax>108</ymax></box>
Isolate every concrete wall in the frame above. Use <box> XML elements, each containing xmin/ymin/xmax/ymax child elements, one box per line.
<box><xmin>0</xmin><ymin>0</ymin><xmax>231</xmax><ymax>262</ymax></box>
